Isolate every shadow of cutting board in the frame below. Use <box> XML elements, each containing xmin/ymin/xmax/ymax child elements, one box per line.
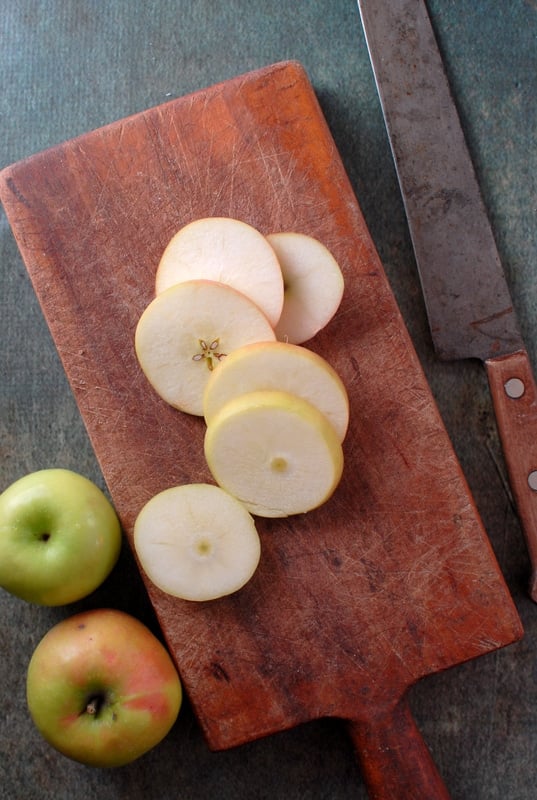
<box><xmin>0</xmin><ymin>61</ymin><xmax>522</xmax><ymax>798</ymax></box>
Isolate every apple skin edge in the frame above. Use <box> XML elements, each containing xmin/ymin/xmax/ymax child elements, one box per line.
<box><xmin>26</xmin><ymin>608</ymin><xmax>183</xmax><ymax>768</ymax></box>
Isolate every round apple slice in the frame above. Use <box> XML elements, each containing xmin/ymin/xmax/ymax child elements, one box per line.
<box><xmin>266</xmin><ymin>231</ymin><xmax>344</xmax><ymax>344</ymax></box>
<box><xmin>133</xmin><ymin>483</ymin><xmax>261</xmax><ymax>602</ymax></box>
<box><xmin>156</xmin><ymin>217</ymin><xmax>285</xmax><ymax>328</ymax></box>
<box><xmin>135</xmin><ymin>279</ymin><xmax>276</xmax><ymax>416</ymax></box>
<box><xmin>204</xmin><ymin>390</ymin><xmax>344</xmax><ymax>518</ymax></box>
<box><xmin>203</xmin><ymin>340</ymin><xmax>349</xmax><ymax>441</ymax></box>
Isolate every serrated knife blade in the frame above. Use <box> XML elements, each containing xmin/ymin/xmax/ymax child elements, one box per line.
<box><xmin>357</xmin><ymin>0</ymin><xmax>537</xmax><ymax>600</ymax></box>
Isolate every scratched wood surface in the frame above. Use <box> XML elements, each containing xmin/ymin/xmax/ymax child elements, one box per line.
<box><xmin>0</xmin><ymin>61</ymin><xmax>522</xmax><ymax>797</ymax></box>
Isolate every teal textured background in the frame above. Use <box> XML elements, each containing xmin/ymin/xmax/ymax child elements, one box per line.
<box><xmin>1</xmin><ymin>2</ymin><xmax>536</xmax><ymax>797</ymax></box>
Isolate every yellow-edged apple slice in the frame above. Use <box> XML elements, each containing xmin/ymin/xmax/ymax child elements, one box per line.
<box><xmin>135</xmin><ymin>279</ymin><xmax>276</xmax><ymax>416</ymax></box>
<box><xmin>204</xmin><ymin>390</ymin><xmax>344</xmax><ymax>518</ymax></box>
<box><xmin>156</xmin><ymin>217</ymin><xmax>284</xmax><ymax>328</ymax></box>
<box><xmin>203</xmin><ymin>340</ymin><xmax>349</xmax><ymax>441</ymax></box>
<box><xmin>266</xmin><ymin>231</ymin><xmax>344</xmax><ymax>344</ymax></box>
<box><xmin>133</xmin><ymin>483</ymin><xmax>261</xmax><ymax>602</ymax></box>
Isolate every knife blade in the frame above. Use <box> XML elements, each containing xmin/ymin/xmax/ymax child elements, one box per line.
<box><xmin>357</xmin><ymin>0</ymin><xmax>537</xmax><ymax>601</ymax></box>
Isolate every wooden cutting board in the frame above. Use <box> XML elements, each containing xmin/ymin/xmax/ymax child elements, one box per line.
<box><xmin>0</xmin><ymin>61</ymin><xmax>523</xmax><ymax>799</ymax></box>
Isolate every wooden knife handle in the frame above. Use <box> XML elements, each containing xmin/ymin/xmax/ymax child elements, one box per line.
<box><xmin>347</xmin><ymin>698</ymin><xmax>451</xmax><ymax>799</ymax></box>
<box><xmin>485</xmin><ymin>348</ymin><xmax>537</xmax><ymax>602</ymax></box>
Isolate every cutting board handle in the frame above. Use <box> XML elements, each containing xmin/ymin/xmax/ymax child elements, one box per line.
<box><xmin>347</xmin><ymin>697</ymin><xmax>451</xmax><ymax>799</ymax></box>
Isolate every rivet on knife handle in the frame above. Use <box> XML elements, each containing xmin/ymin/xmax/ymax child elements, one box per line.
<box><xmin>486</xmin><ymin>350</ymin><xmax>537</xmax><ymax>601</ymax></box>
<box><xmin>357</xmin><ymin>0</ymin><xmax>537</xmax><ymax>600</ymax></box>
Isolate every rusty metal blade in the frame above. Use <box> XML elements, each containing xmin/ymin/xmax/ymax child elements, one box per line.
<box><xmin>357</xmin><ymin>0</ymin><xmax>523</xmax><ymax>362</ymax></box>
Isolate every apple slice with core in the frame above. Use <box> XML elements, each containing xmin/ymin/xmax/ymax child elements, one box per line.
<box><xmin>203</xmin><ymin>340</ymin><xmax>350</xmax><ymax>441</ymax></box>
<box><xmin>204</xmin><ymin>390</ymin><xmax>344</xmax><ymax>518</ymax></box>
<box><xmin>266</xmin><ymin>231</ymin><xmax>344</xmax><ymax>344</ymax></box>
<box><xmin>135</xmin><ymin>279</ymin><xmax>276</xmax><ymax>416</ymax></box>
<box><xmin>155</xmin><ymin>217</ymin><xmax>284</xmax><ymax>328</ymax></box>
<box><xmin>134</xmin><ymin>483</ymin><xmax>261</xmax><ymax>602</ymax></box>
<box><xmin>26</xmin><ymin>609</ymin><xmax>182</xmax><ymax>767</ymax></box>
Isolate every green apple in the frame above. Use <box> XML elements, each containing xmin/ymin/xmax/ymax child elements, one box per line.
<box><xmin>26</xmin><ymin>608</ymin><xmax>182</xmax><ymax>767</ymax></box>
<box><xmin>0</xmin><ymin>469</ymin><xmax>122</xmax><ymax>605</ymax></box>
<box><xmin>203</xmin><ymin>340</ymin><xmax>349</xmax><ymax>441</ymax></box>
<box><xmin>135</xmin><ymin>278</ymin><xmax>276</xmax><ymax>416</ymax></box>
<box><xmin>204</xmin><ymin>390</ymin><xmax>344</xmax><ymax>517</ymax></box>
<box><xmin>134</xmin><ymin>483</ymin><xmax>261</xmax><ymax>601</ymax></box>
<box><xmin>267</xmin><ymin>231</ymin><xmax>344</xmax><ymax>344</ymax></box>
<box><xmin>155</xmin><ymin>216</ymin><xmax>285</xmax><ymax>328</ymax></box>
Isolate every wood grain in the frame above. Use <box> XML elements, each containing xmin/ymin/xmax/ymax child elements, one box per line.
<box><xmin>486</xmin><ymin>349</ymin><xmax>537</xmax><ymax>600</ymax></box>
<box><xmin>0</xmin><ymin>61</ymin><xmax>523</xmax><ymax>797</ymax></box>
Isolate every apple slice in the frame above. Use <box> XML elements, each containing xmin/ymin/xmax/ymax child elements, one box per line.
<box><xmin>203</xmin><ymin>340</ymin><xmax>349</xmax><ymax>441</ymax></box>
<box><xmin>135</xmin><ymin>279</ymin><xmax>276</xmax><ymax>416</ymax></box>
<box><xmin>266</xmin><ymin>231</ymin><xmax>344</xmax><ymax>344</ymax></box>
<box><xmin>204</xmin><ymin>390</ymin><xmax>344</xmax><ymax>518</ymax></box>
<box><xmin>133</xmin><ymin>483</ymin><xmax>261</xmax><ymax>602</ymax></box>
<box><xmin>155</xmin><ymin>217</ymin><xmax>284</xmax><ymax>328</ymax></box>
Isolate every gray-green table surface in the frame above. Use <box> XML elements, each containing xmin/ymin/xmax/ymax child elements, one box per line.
<box><xmin>1</xmin><ymin>2</ymin><xmax>536</xmax><ymax>798</ymax></box>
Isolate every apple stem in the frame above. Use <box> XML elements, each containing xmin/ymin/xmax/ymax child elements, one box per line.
<box><xmin>85</xmin><ymin>694</ymin><xmax>105</xmax><ymax>716</ymax></box>
<box><xmin>86</xmin><ymin>698</ymin><xmax>98</xmax><ymax>715</ymax></box>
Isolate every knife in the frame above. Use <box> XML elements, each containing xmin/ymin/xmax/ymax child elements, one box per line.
<box><xmin>357</xmin><ymin>0</ymin><xmax>537</xmax><ymax>602</ymax></box>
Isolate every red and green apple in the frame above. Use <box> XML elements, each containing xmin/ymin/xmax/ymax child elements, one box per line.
<box><xmin>26</xmin><ymin>608</ymin><xmax>182</xmax><ymax>767</ymax></box>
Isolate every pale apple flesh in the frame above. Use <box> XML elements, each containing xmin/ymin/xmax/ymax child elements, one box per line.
<box><xmin>203</xmin><ymin>340</ymin><xmax>349</xmax><ymax>441</ymax></box>
<box><xmin>267</xmin><ymin>231</ymin><xmax>344</xmax><ymax>344</ymax></box>
<box><xmin>0</xmin><ymin>469</ymin><xmax>121</xmax><ymax>605</ymax></box>
<box><xmin>26</xmin><ymin>609</ymin><xmax>182</xmax><ymax>767</ymax></box>
<box><xmin>155</xmin><ymin>216</ymin><xmax>285</xmax><ymax>328</ymax></box>
<box><xmin>134</xmin><ymin>483</ymin><xmax>261</xmax><ymax>602</ymax></box>
<box><xmin>204</xmin><ymin>390</ymin><xmax>344</xmax><ymax>518</ymax></box>
<box><xmin>134</xmin><ymin>279</ymin><xmax>276</xmax><ymax>416</ymax></box>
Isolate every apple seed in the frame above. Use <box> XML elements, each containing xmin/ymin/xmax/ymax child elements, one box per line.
<box><xmin>192</xmin><ymin>338</ymin><xmax>227</xmax><ymax>371</ymax></box>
